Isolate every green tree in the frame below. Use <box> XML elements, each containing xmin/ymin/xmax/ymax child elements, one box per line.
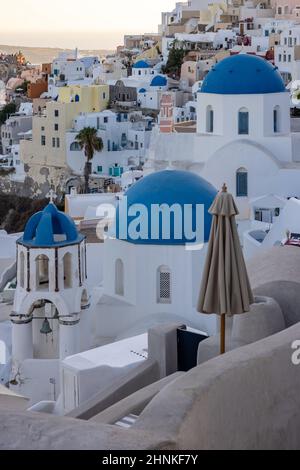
<box><xmin>75</xmin><ymin>127</ymin><xmax>104</xmax><ymax>194</ymax></box>
<box><xmin>0</xmin><ymin>102</ymin><xmax>17</xmax><ymax>125</ymax></box>
<box><xmin>164</xmin><ymin>43</ymin><xmax>187</xmax><ymax>78</ymax></box>
<box><xmin>18</xmin><ymin>80</ymin><xmax>30</xmax><ymax>94</ymax></box>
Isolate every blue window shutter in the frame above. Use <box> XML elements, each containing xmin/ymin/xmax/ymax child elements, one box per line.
<box><xmin>237</xmin><ymin>172</ymin><xmax>248</xmax><ymax>197</ymax></box>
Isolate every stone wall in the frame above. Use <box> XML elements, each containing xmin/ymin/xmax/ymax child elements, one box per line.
<box><xmin>0</xmin><ymin>164</ymin><xmax>77</xmax><ymax>200</ymax></box>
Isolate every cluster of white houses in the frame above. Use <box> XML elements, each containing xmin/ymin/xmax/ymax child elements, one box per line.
<box><xmin>4</xmin><ymin>0</ymin><xmax>300</xmax><ymax>413</ymax></box>
<box><xmin>4</xmin><ymin>52</ymin><xmax>300</xmax><ymax>410</ymax></box>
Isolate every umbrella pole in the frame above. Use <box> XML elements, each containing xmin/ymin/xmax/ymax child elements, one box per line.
<box><xmin>220</xmin><ymin>314</ymin><xmax>226</xmax><ymax>355</ymax></box>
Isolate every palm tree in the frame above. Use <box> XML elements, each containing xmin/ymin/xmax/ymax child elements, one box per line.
<box><xmin>75</xmin><ymin>127</ymin><xmax>103</xmax><ymax>193</ymax></box>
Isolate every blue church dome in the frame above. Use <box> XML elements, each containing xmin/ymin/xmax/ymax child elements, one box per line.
<box><xmin>116</xmin><ymin>170</ymin><xmax>217</xmax><ymax>246</ymax></box>
<box><xmin>19</xmin><ymin>203</ymin><xmax>84</xmax><ymax>248</ymax></box>
<box><xmin>201</xmin><ymin>54</ymin><xmax>286</xmax><ymax>95</ymax></box>
<box><xmin>150</xmin><ymin>75</ymin><xmax>167</xmax><ymax>87</ymax></box>
<box><xmin>133</xmin><ymin>60</ymin><xmax>151</xmax><ymax>69</ymax></box>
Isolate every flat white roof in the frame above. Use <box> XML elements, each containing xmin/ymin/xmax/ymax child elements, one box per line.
<box><xmin>63</xmin><ymin>334</ymin><xmax>148</xmax><ymax>372</ymax></box>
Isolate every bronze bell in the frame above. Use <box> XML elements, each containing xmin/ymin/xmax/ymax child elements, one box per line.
<box><xmin>40</xmin><ymin>319</ymin><xmax>53</xmax><ymax>335</ymax></box>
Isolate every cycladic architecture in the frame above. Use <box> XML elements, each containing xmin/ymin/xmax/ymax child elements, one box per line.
<box><xmin>146</xmin><ymin>54</ymin><xmax>300</xmax><ymax>220</ymax></box>
<box><xmin>93</xmin><ymin>170</ymin><xmax>218</xmax><ymax>341</ymax></box>
<box><xmin>10</xmin><ymin>195</ymin><xmax>90</xmax><ymax>403</ymax></box>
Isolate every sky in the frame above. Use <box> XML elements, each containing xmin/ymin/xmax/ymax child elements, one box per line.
<box><xmin>0</xmin><ymin>0</ymin><xmax>175</xmax><ymax>50</ymax></box>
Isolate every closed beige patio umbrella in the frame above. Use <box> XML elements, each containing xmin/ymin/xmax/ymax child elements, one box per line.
<box><xmin>198</xmin><ymin>184</ymin><xmax>254</xmax><ymax>355</ymax></box>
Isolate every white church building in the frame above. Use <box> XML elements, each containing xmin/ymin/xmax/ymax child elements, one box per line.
<box><xmin>146</xmin><ymin>54</ymin><xmax>300</xmax><ymax>222</ymax></box>
<box><xmin>94</xmin><ymin>170</ymin><xmax>218</xmax><ymax>342</ymax></box>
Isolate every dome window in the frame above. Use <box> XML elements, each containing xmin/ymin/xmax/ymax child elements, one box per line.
<box><xmin>36</xmin><ymin>255</ymin><xmax>50</xmax><ymax>291</ymax></box>
<box><xmin>19</xmin><ymin>252</ymin><xmax>25</xmax><ymax>289</ymax></box>
<box><xmin>206</xmin><ymin>106</ymin><xmax>214</xmax><ymax>133</ymax></box>
<box><xmin>238</xmin><ymin>108</ymin><xmax>249</xmax><ymax>135</ymax></box>
<box><xmin>63</xmin><ymin>253</ymin><xmax>72</xmax><ymax>289</ymax></box>
<box><xmin>273</xmin><ymin>106</ymin><xmax>280</xmax><ymax>133</ymax></box>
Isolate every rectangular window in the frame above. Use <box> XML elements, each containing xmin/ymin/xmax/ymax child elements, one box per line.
<box><xmin>238</xmin><ymin>111</ymin><xmax>249</xmax><ymax>135</ymax></box>
<box><xmin>207</xmin><ymin>109</ymin><xmax>214</xmax><ymax>133</ymax></box>
<box><xmin>54</xmin><ymin>110</ymin><xmax>59</xmax><ymax>117</ymax></box>
<box><xmin>236</xmin><ymin>172</ymin><xmax>248</xmax><ymax>198</ymax></box>
<box><xmin>158</xmin><ymin>270</ymin><xmax>171</xmax><ymax>304</ymax></box>
<box><xmin>278</xmin><ymin>54</ymin><xmax>282</xmax><ymax>62</ymax></box>
<box><xmin>104</xmin><ymin>117</ymin><xmax>108</xmax><ymax>123</ymax></box>
<box><xmin>54</xmin><ymin>124</ymin><xmax>59</xmax><ymax>131</ymax></box>
<box><xmin>56</xmin><ymin>138</ymin><xmax>60</xmax><ymax>148</ymax></box>
<box><xmin>283</xmin><ymin>55</ymin><xmax>287</xmax><ymax>62</ymax></box>
<box><xmin>288</xmin><ymin>55</ymin><xmax>291</xmax><ymax>62</ymax></box>
<box><xmin>52</xmin><ymin>137</ymin><xmax>56</xmax><ymax>148</ymax></box>
<box><xmin>97</xmin><ymin>166</ymin><xmax>103</xmax><ymax>173</ymax></box>
<box><xmin>41</xmin><ymin>135</ymin><xmax>46</xmax><ymax>146</ymax></box>
<box><xmin>274</xmin><ymin>109</ymin><xmax>279</xmax><ymax>133</ymax></box>
<box><xmin>103</xmin><ymin>93</ymin><xmax>106</xmax><ymax>100</ymax></box>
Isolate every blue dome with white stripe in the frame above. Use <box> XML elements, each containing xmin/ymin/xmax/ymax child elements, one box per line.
<box><xmin>133</xmin><ymin>60</ymin><xmax>151</xmax><ymax>69</ymax></box>
<box><xmin>150</xmin><ymin>75</ymin><xmax>167</xmax><ymax>87</ymax></box>
<box><xmin>201</xmin><ymin>54</ymin><xmax>285</xmax><ymax>95</ymax></box>
<box><xmin>19</xmin><ymin>203</ymin><xmax>84</xmax><ymax>248</ymax></box>
<box><xmin>116</xmin><ymin>170</ymin><xmax>217</xmax><ymax>246</ymax></box>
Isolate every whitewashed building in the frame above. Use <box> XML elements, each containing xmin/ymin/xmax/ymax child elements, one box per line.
<box><xmin>66</xmin><ymin>110</ymin><xmax>153</xmax><ymax>178</ymax></box>
<box><xmin>146</xmin><ymin>54</ymin><xmax>300</xmax><ymax>221</ymax></box>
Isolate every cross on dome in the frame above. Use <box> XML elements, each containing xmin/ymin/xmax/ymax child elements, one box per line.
<box><xmin>46</xmin><ymin>188</ymin><xmax>57</xmax><ymax>204</ymax></box>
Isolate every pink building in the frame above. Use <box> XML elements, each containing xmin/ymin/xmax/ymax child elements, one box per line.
<box><xmin>159</xmin><ymin>94</ymin><xmax>174</xmax><ymax>134</ymax></box>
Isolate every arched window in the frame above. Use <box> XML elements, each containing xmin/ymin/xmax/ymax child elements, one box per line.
<box><xmin>238</xmin><ymin>108</ymin><xmax>249</xmax><ymax>135</ymax></box>
<box><xmin>236</xmin><ymin>168</ymin><xmax>248</xmax><ymax>198</ymax></box>
<box><xmin>63</xmin><ymin>253</ymin><xmax>72</xmax><ymax>288</ymax></box>
<box><xmin>70</xmin><ymin>142</ymin><xmax>81</xmax><ymax>151</ymax></box>
<box><xmin>36</xmin><ymin>255</ymin><xmax>49</xmax><ymax>290</ymax></box>
<box><xmin>206</xmin><ymin>106</ymin><xmax>214</xmax><ymax>133</ymax></box>
<box><xmin>273</xmin><ymin>106</ymin><xmax>280</xmax><ymax>133</ymax></box>
<box><xmin>81</xmin><ymin>289</ymin><xmax>89</xmax><ymax>310</ymax></box>
<box><xmin>115</xmin><ymin>259</ymin><xmax>124</xmax><ymax>296</ymax></box>
<box><xmin>157</xmin><ymin>266</ymin><xmax>172</xmax><ymax>304</ymax></box>
<box><xmin>81</xmin><ymin>246</ymin><xmax>86</xmax><ymax>280</ymax></box>
<box><xmin>278</xmin><ymin>6</ymin><xmax>282</xmax><ymax>14</ymax></box>
<box><xmin>19</xmin><ymin>252</ymin><xmax>25</xmax><ymax>288</ymax></box>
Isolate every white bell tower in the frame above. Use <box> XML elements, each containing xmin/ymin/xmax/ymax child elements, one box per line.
<box><xmin>11</xmin><ymin>194</ymin><xmax>90</xmax><ymax>398</ymax></box>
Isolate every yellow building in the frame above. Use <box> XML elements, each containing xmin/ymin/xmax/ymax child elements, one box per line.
<box><xmin>136</xmin><ymin>42</ymin><xmax>162</xmax><ymax>61</ymax></box>
<box><xmin>21</xmin><ymin>84</ymin><xmax>109</xmax><ymax>171</ymax></box>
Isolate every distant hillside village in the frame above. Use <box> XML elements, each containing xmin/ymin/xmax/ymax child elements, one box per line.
<box><xmin>1</xmin><ymin>0</ymin><xmax>300</xmax><ymax>204</ymax></box>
